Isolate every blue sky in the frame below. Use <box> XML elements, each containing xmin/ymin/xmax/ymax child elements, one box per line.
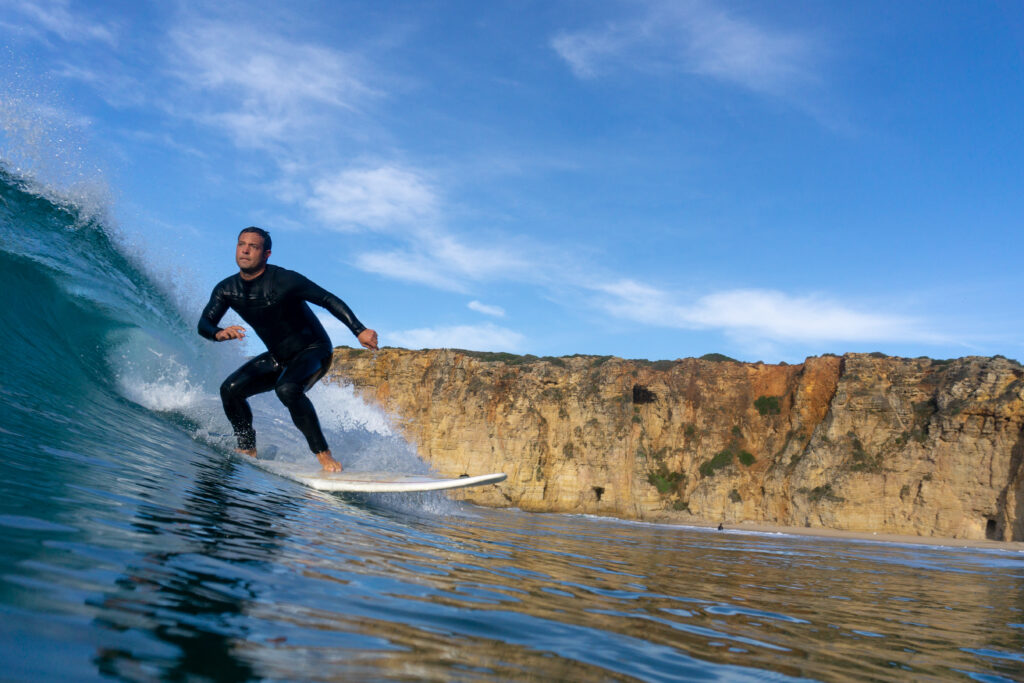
<box><xmin>2</xmin><ymin>0</ymin><xmax>1022</xmax><ymax>363</ymax></box>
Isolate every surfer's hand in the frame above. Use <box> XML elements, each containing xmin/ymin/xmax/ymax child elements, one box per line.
<box><xmin>358</xmin><ymin>328</ymin><xmax>379</xmax><ymax>351</ymax></box>
<box><xmin>216</xmin><ymin>325</ymin><xmax>246</xmax><ymax>341</ymax></box>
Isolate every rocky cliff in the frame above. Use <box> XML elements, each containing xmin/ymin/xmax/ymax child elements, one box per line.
<box><xmin>325</xmin><ymin>349</ymin><xmax>1024</xmax><ymax>541</ymax></box>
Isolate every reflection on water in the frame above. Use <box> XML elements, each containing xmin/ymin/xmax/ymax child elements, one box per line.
<box><xmin>2</xmin><ymin>434</ymin><xmax>1023</xmax><ymax>681</ymax></box>
<box><xmin>92</xmin><ymin>456</ymin><xmax>281</xmax><ymax>681</ymax></box>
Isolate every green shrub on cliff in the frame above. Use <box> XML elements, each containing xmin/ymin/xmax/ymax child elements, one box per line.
<box><xmin>647</xmin><ymin>467</ymin><xmax>686</xmax><ymax>494</ymax></box>
<box><xmin>800</xmin><ymin>483</ymin><xmax>845</xmax><ymax>503</ymax></box>
<box><xmin>699</xmin><ymin>450</ymin><xmax>734</xmax><ymax>477</ymax></box>
<box><xmin>754</xmin><ymin>395</ymin><xmax>781</xmax><ymax>415</ymax></box>
<box><xmin>635</xmin><ymin>359</ymin><xmax>676</xmax><ymax>371</ymax></box>
<box><xmin>846</xmin><ymin>435</ymin><xmax>883</xmax><ymax>473</ymax></box>
<box><xmin>700</xmin><ymin>447</ymin><xmax>756</xmax><ymax>477</ymax></box>
<box><xmin>455</xmin><ymin>350</ymin><xmax>524</xmax><ymax>363</ymax></box>
<box><xmin>699</xmin><ymin>353</ymin><xmax>739</xmax><ymax>363</ymax></box>
<box><xmin>453</xmin><ymin>350</ymin><xmax>566</xmax><ymax>367</ymax></box>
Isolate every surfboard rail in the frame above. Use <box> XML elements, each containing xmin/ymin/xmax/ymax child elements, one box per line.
<box><xmin>249</xmin><ymin>458</ymin><xmax>506</xmax><ymax>493</ymax></box>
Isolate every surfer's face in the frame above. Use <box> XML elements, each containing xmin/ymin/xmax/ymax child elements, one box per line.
<box><xmin>235</xmin><ymin>232</ymin><xmax>270</xmax><ymax>274</ymax></box>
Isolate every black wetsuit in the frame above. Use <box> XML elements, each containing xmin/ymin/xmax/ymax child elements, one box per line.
<box><xmin>198</xmin><ymin>264</ymin><xmax>366</xmax><ymax>453</ymax></box>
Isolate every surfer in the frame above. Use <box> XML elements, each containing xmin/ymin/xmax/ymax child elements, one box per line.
<box><xmin>198</xmin><ymin>227</ymin><xmax>378</xmax><ymax>472</ymax></box>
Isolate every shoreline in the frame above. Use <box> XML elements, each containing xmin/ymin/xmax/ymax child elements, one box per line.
<box><xmin>649</xmin><ymin>516</ymin><xmax>1024</xmax><ymax>550</ymax></box>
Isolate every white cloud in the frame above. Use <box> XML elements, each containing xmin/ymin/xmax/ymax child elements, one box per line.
<box><xmin>431</xmin><ymin>233</ymin><xmax>533</xmax><ymax>280</ymax></box>
<box><xmin>168</xmin><ymin>19</ymin><xmax>375</xmax><ymax>146</ymax></box>
<box><xmin>552</xmin><ymin>0</ymin><xmax>814</xmax><ymax>95</ymax></box>
<box><xmin>389</xmin><ymin>323</ymin><xmax>525</xmax><ymax>352</ymax></box>
<box><xmin>551</xmin><ymin>27</ymin><xmax>628</xmax><ymax>80</ymax></box>
<box><xmin>468</xmin><ymin>300</ymin><xmax>505</xmax><ymax>317</ymax></box>
<box><xmin>688</xmin><ymin>289</ymin><xmax>932</xmax><ymax>342</ymax></box>
<box><xmin>596</xmin><ymin>279</ymin><xmax>681</xmax><ymax>327</ymax></box>
<box><xmin>683</xmin><ymin>7</ymin><xmax>810</xmax><ymax>93</ymax></box>
<box><xmin>7</xmin><ymin>0</ymin><xmax>117</xmax><ymax>45</ymax></box>
<box><xmin>307</xmin><ymin>165</ymin><xmax>438</xmax><ymax>231</ymax></box>
<box><xmin>596</xmin><ymin>280</ymin><xmax>940</xmax><ymax>344</ymax></box>
<box><xmin>53</xmin><ymin>63</ymin><xmax>149</xmax><ymax>108</ymax></box>
<box><xmin>355</xmin><ymin>230</ymin><xmax>536</xmax><ymax>292</ymax></box>
<box><xmin>355</xmin><ymin>249</ymin><xmax>469</xmax><ymax>292</ymax></box>
<box><xmin>298</xmin><ymin>158</ymin><xmax>541</xmax><ymax>292</ymax></box>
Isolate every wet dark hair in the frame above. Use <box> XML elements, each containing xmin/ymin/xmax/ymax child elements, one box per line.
<box><xmin>239</xmin><ymin>226</ymin><xmax>272</xmax><ymax>252</ymax></box>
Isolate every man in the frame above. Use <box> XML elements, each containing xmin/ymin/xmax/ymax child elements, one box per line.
<box><xmin>198</xmin><ymin>227</ymin><xmax>378</xmax><ymax>472</ymax></box>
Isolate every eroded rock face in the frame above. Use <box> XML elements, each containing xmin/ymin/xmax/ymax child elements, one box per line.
<box><xmin>326</xmin><ymin>349</ymin><xmax>1024</xmax><ymax>540</ymax></box>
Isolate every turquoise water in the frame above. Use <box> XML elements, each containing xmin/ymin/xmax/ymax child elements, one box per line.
<box><xmin>1</xmin><ymin>169</ymin><xmax>1023</xmax><ymax>681</ymax></box>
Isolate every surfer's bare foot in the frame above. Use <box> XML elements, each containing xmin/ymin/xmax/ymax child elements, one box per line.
<box><xmin>235</xmin><ymin>448</ymin><xmax>258</xmax><ymax>459</ymax></box>
<box><xmin>316</xmin><ymin>450</ymin><xmax>342</xmax><ymax>472</ymax></box>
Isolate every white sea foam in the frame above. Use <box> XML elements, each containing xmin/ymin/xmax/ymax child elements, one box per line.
<box><xmin>308</xmin><ymin>381</ymin><xmax>394</xmax><ymax>437</ymax></box>
<box><xmin>122</xmin><ymin>374</ymin><xmax>206</xmax><ymax>413</ymax></box>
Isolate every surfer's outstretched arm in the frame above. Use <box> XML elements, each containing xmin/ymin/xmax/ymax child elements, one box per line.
<box><xmin>291</xmin><ymin>273</ymin><xmax>379</xmax><ymax>350</ymax></box>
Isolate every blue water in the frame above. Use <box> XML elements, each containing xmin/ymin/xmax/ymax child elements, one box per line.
<box><xmin>1</xmin><ymin>168</ymin><xmax>1023</xmax><ymax>681</ymax></box>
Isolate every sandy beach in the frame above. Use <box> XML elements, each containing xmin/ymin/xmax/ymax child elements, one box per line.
<box><xmin>655</xmin><ymin>517</ymin><xmax>1024</xmax><ymax>551</ymax></box>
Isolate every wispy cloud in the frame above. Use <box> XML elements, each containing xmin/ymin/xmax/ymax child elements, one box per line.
<box><xmin>307</xmin><ymin>165</ymin><xmax>439</xmax><ymax>231</ymax></box>
<box><xmin>468</xmin><ymin>300</ymin><xmax>505</xmax><ymax>317</ymax></box>
<box><xmin>168</xmin><ymin>19</ymin><xmax>376</xmax><ymax>147</ymax></box>
<box><xmin>320</xmin><ymin>163</ymin><xmax>541</xmax><ymax>291</ymax></box>
<box><xmin>5</xmin><ymin>0</ymin><xmax>117</xmax><ymax>45</ymax></box>
<box><xmin>389</xmin><ymin>323</ymin><xmax>525</xmax><ymax>352</ymax></box>
<box><xmin>552</xmin><ymin>0</ymin><xmax>815</xmax><ymax>96</ymax></box>
<box><xmin>355</xmin><ymin>233</ymin><xmax>535</xmax><ymax>293</ymax></box>
<box><xmin>687</xmin><ymin>290</ymin><xmax>933</xmax><ymax>342</ymax></box>
<box><xmin>596</xmin><ymin>280</ymin><xmax>941</xmax><ymax>345</ymax></box>
<box><xmin>355</xmin><ymin>249</ymin><xmax>469</xmax><ymax>292</ymax></box>
<box><xmin>52</xmin><ymin>63</ymin><xmax>149</xmax><ymax>108</ymax></box>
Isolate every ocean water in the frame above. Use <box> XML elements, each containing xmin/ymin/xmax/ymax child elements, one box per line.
<box><xmin>1</xmin><ymin>169</ymin><xmax>1023</xmax><ymax>682</ymax></box>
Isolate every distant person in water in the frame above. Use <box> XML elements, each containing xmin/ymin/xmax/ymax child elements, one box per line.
<box><xmin>198</xmin><ymin>227</ymin><xmax>378</xmax><ymax>472</ymax></box>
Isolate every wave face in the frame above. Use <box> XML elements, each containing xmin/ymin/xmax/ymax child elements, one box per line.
<box><xmin>2</xmin><ymin>168</ymin><xmax>1023</xmax><ymax>682</ymax></box>
<box><xmin>0</xmin><ymin>167</ymin><xmax>200</xmax><ymax>466</ymax></box>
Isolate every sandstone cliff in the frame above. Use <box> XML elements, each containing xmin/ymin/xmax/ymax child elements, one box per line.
<box><xmin>325</xmin><ymin>349</ymin><xmax>1024</xmax><ymax>541</ymax></box>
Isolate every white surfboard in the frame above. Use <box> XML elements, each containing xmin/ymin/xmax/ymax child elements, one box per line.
<box><xmin>250</xmin><ymin>457</ymin><xmax>506</xmax><ymax>493</ymax></box>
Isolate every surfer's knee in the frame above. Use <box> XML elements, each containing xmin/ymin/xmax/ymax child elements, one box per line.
<box><xmin>274</xmin><ymin>381</ymin><xmax>304</xmax><ymax>407</ymax></box>
<box><xmin>220</xmin><ymin>377</ymin><xmax>241</xmax><ymax>402</ymax></box>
